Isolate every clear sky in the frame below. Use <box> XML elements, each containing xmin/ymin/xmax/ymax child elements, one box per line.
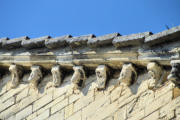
<box><xmin>0</xmin><ymin>0</ymin><xmax>180</xmax><ymax>38</ymax></box>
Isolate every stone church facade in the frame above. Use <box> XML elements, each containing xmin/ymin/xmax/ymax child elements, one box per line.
<box><xmin>0</xmin><ymin>26</ymin><xmax>180</xmax><ymax>120</ymax></box>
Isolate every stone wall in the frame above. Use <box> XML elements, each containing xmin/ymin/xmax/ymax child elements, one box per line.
<box><xmin>0</xmin><ymin>26</ymin><xmax>180</xmax><ymax>120</ymax></box>
<box><xmin>0</xmin><ymin>69</ymin><xmax>180</xmax><ymax>120</ymax></box>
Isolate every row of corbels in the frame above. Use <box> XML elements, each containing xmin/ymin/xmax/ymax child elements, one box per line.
<box><xmin>6</xmin><ymin>60</ymin><xmax>180</xmax><ymax>92</ymax></box>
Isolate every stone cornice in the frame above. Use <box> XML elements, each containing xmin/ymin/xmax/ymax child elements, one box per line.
<box><xmin>0</xmin><ymin>26</ymin><xmax>179</xmax><ymax>50</ymax></box>
<box><xmin>0</xmin><ymin>26</ymin><xmax>180</xmax><ymax>91</ymax></box>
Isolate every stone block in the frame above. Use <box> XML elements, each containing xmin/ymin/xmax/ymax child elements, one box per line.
<box><xmin>88</xmin><ymin>33</ymin><xmax>120</xmax><ymax>47</ymax></box>
<box><xmin>0</xmin><ymin>97</ymin><xmax>15</xmax><ymax>113</ymax></box>
<box><xmin>32</xmin><ymin>109</ymin><xmax>49</xmax><ymax>120</ymax></box>
<box><xmin>16</xmin><ymin>87</ymin><xmax>29</xmax><ymax>102</ymax></box>
<box><xmin>67</xmin><ymin>34</ymin><xmax>95</xmax><ymax>48</ymax></box>
<box><xmin>87</xmin><ymin>101</ymin><xmax>118</xmax><ymax>120</ymax></box>
<box><xmin>114</xmin><ymin>106</ymin><xmax>127</xmax><ymax>120</ymax></box>
<box><xmin>0</xmin><ymin>84</ymin><xmax>27</xmax><ymax>102</ymax></box>
<box><xmin>47</xmin><ymin>110</ymin><xmax>64</xmax><ymax>120</ymax></box>
<box><xmin>143</xmin><ymin>111</ymin><xmax>159</xmax><ymax>120</ymax></box>
<box><xmin>0</xmin><ymin>104</ymin><xmax>17</xmax><ymax>119</ymax></box>
<box><xmin>22</xmin><ymin>36</ymin><xmax>51</xmax><ymax>49</ymax></box>
<box><xmin>145</xmin><ymin>26</ymin><xmax>180</xmax><ymax>45</ymax></box>
<box><xmin>104</xmin><ymin>116</ymin><xmax>113</xmax><ymax>120</ymax></box>
<box><xmin>173</xmin><ymin>87</ymin><xmax>180</xmax><ymax>99</ymax></box>
<box><xmin>33</xmin><ymin>93</ymin><xmax>53</xmax><ymax>112</ymax></box>
<box><xmin>145</xmin><ymin>90</ymin><xmax>173</xmax><ymax>116</ymax></box>
<box><xmin>82</xmin><ymin>93</ymin><xmax>110</xmax><ymax>120</ymax></box>
<box><xmin>37</xmin><ymin>94</ymin><xmax>65</xmax><ymax>115</ymax></box>
<box><xmin>0</xmin><ymin>84</ymin><xmax>7</xmax><ymax>96</ymax></box>
<box><xmin>94</xmin><ymin>90</ymin><xmax>104</xmax><ymax>100</ymax></box>
<box><xmin>7</xmin><ymin>115</ymin><xmax>16</xmax><ymax>120</ymax></box>
<box><xmin>118</xmin><ymin>87</ymin><xmax>136</xmax><ymax>107</ymax></box>
<box><xmin>111</xmin><ymin>86</ymin><xmax>123</xmax><ymax>102</ymax></box>
<box><xmin>73</xmin><ymin>90</ymin><xmax>94</xmax><ymax>112</ymax></box>
<box><xmin>113</xmin><ymin>32</ymin><xmax>151</xmax><ymax>48</ymax></box>
<box><xmin>2</xmin><ymin>36</ymin><xmax>29</xmax><ymax>49</ymax></box>
<box><xmin>69</xmin><ymin>93</ymin><xmax>81</xmax><ymax>104</ymax></box>
<box><xmin>176</xmin><ymin>106</ymin><xmax>180</xmax><ymax>119</ymax></box>
<box><xmin>16</xmin><ymin>105</ymin><xmax>32</xmax><ymax>120</ymax></box>
<box><xmin>45</xmin><ymin>35</ymin><xmax>71</xmax><ymax>49</ymax></box>
<box><xmin>155</xmin><ymin>81</ymin><xmax>174</xmax><ymax>99</ymax></box>
<box><xmin>65</xmin><ymin>103</ymin><xmax>74</xmax><ymax>119</ymax></box>
<box><xmin>26</xmin><ymin>112</ymin><xmax>37</xmax><ymax>120</ymax></box>
<box><xmin>67</xmin><ymin>111</ymin><xmax>81</xmax><ymax>120</ymax></box>
<box><xmin>53</xmin><ymin>83</ymin><xmax>68</xmax><ymax>99</ymax></box>
<box><xmin>128</xmin><ymin>90</ymin><xmax>155</xmax><ymax>118</ymax></box>
<box><xmin>51</xmin><ymin>98</ymin><xmax>68</xmax><ymax>114</ymax></box>
<box><xmin>128</xmin><ymin>110</ymin><xmax>144</xmax><ymax>120</ymax></box>
<box><xmin>18</xmin><ymin>95</ymin><xmax>37</xmax><ymax>111</ymax></box>
<box><xmin>159</xmin><ymin>96</ymin><xmax>180</xmax><ymax>119</ymax></box>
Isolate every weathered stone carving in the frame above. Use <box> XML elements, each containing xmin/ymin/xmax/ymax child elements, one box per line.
<box><xmin>51</xmin><ymin>65</ymin><xmax>62</xmax><ymax>87</ymax></box>
<box><xmin>28</xmin><ymin>65</ymin><xmax>43</xmax><ymax>89</ymax></box>
<box><xmin>147</xmin><ymin>62</ymin><xmax>163</xmax><ymax>89</ymax></box>
<box><xmin>9</xmin><ymin>64</ymin><xmax>23</xmax><ymax>88</ymax></box>
<box><xmin>71</xmin><ymin>66</ymin><xmax>86</xmax><ymax>91</ymax></box>
<box><xmin>95</xmin><ymin>65</ymin><xmax>108</xmax><ymax>90</ymax></box>
<box><xmin>168</xmin><ymin>60</ymin><xmax>180</xmax><ymax>85</ymax></box>
<box><xmin>119</xmin><ymin>63</ymin><xmax>137</xmax><ymax>86</ymax></box>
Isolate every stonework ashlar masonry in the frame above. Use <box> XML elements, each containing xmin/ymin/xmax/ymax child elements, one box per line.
<box><xmin>0</xmin><ymin>26</ymin><xmax>180</xmax><ymax>120</ymax></box>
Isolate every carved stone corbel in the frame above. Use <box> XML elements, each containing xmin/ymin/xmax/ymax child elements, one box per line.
<box><xmin>28</xmin><ymin>65</ymin><xmax>43</xmax><ymax>89</ymax></box>
<box><xmin>51</xmin><ymin>65</ymin><xmax>62</xmax><ymax>87</ymax></box>
<box><xmin>71</xmin><ymin>66</ymin><xmax>86</xmax><ymax>91</ymax></box>
<box><xmin>118</xmin><ymin>63</ymin><xmax>137</xmax><ymax>86</ymax></box>
<box><xmin>147</xmin><ymin>62</ymin><xmax>163</xmax><ymax>89</ymax></box>
<box><xmin>95</xmin><ymin>65</ymin><xmax>109</xmax><ymax>90</ymax></box>
<box><xmin>9</xmin><ymin>64</ymin><xmax>23</xmax><ymax>88</ymax></box>
<box><xmin>168</xmin><ymin>60</ymin><xmax>180</xmax><ymax>85</ymax></box>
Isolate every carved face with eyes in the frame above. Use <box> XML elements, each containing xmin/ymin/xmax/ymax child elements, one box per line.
<box><xmin>168</xmin><ymin>62</ymin><xmax>180</xmax><ymax>85</ymax></box>
<box><xmin>71</xmin><ymin>68</ymin><xmax>81</xmax><ymax>84</ymax></box>
<box><xmin>9</xmin><ymin>64</ymin><xmax>23</xmax><ymax>88</ymax></box>
<box><xmin>71</xmin><ymin>66</ymin><xmax>86</xmax><ymax>90</ymax></box>
<box><xmin>119</xmin><ymin>63</ymin><xmax>137</xmax><ymax>86</ymax></box>
<box><xmin>28</xmin><ymin>66</ymin><xmax>42</xmax><ymax>88</ymax></box>
<box><xmin>147</xmin><ymin>62</ymin><xmax>162</xmax><ymax>89</ymax></box>
<box><xmin>51</xmin><ymin>65</ymin><xmax>62</xmax><ymax>87</ymax></box>
<box><xmin>147</xmin><ymin>62</ymin><xmax>162</xmax><ymax>80</ymax></box>
<box><xmin>95</xmin><ymin>65</ymin><xmax>108</xmax><ymax>90</ymax></box>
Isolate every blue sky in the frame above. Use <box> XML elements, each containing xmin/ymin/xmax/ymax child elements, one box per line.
<box><xmin>0</xmin><ymin>0</ymin><xmax>180</xmax><ymax>38</ymax></box>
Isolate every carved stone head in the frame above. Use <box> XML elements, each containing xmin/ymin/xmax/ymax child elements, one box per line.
<box><xmin>147</xmin><ymin>62</ymin><xmax>162</xmax><ymax>89</ymax></box>
<box><xmin>51</xmin><ymin>65</ymin><xmax>62</xmax><ymax>87</ymax></box>
<box><xmin>95</xmin><ymin>65</ymin><xmax>108</xmax><ymax>90</ymax></box>
<box><xmin>9</xmin><ymin>64</ymin><xmax>23</xmax><ymax>88</ymax></box>
<box><xmin>71</xmin><ymin>66</ymin><xmax>86</xmax><ymax>90</ymax></box>
<box><xmin>168</xmin><ymin>60</ymin><xmax>180</xmax><ymax>85</ymax></box>
<box><xmin>119</xmin><ymin>63</ymin><xmax>137</xmax><ymax>86</ymax></box>
<box><xmin>28</xmin><ymin>65</ymin><xmax>43</xmax><ymax>88</ymax></box>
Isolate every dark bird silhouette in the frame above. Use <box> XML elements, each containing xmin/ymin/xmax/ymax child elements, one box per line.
<box><xmin>165</xmin><ymin>24</ymin><xmax>170</xmax><ymax>30</ymax></box>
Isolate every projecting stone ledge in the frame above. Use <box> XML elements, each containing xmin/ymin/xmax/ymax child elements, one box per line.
<box><xmin>45</xmin><ymin>35</ymin><xmax>72</xmax><ymax>49</ymax></box>
<box><xmin>113</xmin><ymin>32</ymin><xmax>152</xmax><ymax>48</ymax></box>
<box><xmin>0</xmin><ymin>25</ymin><xmax>179</xmax><ymax>51</ymax></box>
<box><xmin>2</xmin><ymin>36</ymin><xmax>29</xmax><ymax>49</ymax></box>
<box><xmin>145</xmin><ymin>26</ymin><xmax>180</xmax><ymax>46</ymax></box>
<box><xmin>88</xmin><ymin>33</ymin><xmax>120</xmax><ymax>47</ymax></box>
<box><xmin>21</xmin><ymin>36</ymin><xmax>51</xmax><ymax>49</ymax></box>
<box><xmin>67</xmin><ymin>34</ymin><xmax>95</xmax><ymax>48</ymax></box>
